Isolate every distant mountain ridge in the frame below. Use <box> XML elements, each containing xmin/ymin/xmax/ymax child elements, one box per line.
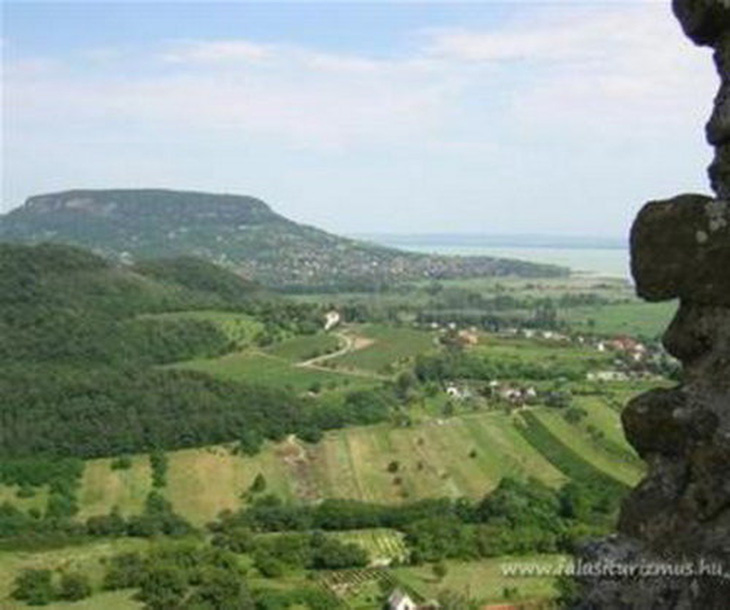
<box><xmin>0</xmin><ymin>189</ymin><xmax>568</xmax><ymax>287</ymax></box>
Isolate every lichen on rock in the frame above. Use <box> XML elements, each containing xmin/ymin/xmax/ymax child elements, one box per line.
<box><xmin>575</xmin><ymin>1</ymin><xmax>730</xmax><ymax>607</ymax></box>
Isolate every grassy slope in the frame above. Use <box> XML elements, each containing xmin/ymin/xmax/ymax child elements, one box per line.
<box><xmin>78</xmin><ymin>455</ymin><xmax>152</xmax><ymax>520</ymax></box>
<box><xmin>531</xmin><ymin>409</ymin><xmax>642</xmax><ymax>487</ymax></box>
<box><xmin>265</xmin><ymin>333</ymin><xmax>342</xmax><ymax>362</ymax></box>
<box><xmin>75</xmin><ymin>412</ymin><xmax>569</xmax><ymax>526</ymax></box>
<box><xmin>393</xmin><ymin>554</ymin><xmax>565</xmax><ymax>604</ymax></box>
<box><xmin>2</xmin><ymin>590</ymin><xmax>141</xmax><ymax>610</ymax></box>
<box><xmin>0</xmin><ymin>539</ymin><xmax>151</xmax><ymax>609</ymax></box>
<box><xmin>0</xmin><ymin>486</ymin><xmax>49</xmax><ymax>514</ymax></box>
<box><xmin>560</xmin><ymin>301</ymin><xmax>678</xmax><ymax>339</ymax></box>
<box><xmin>173</xmin><ymin>350</ymin><xmax>360</xmax><ymax>391</ymax></box>
<box><xmin>572</xmin><ymin>395</ymin><xmax>640</xmax><ymax>461</ymax></box>
<box><xmin>330</xmin><ymin>325</ymin><xmax>436</xmax><ymax>373</ymax></box>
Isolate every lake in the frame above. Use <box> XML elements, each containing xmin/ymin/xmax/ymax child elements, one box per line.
<box><xmin>357</xmin><ymin>234</ymin><xmax>630</xmax><ymax>279</ymax></box>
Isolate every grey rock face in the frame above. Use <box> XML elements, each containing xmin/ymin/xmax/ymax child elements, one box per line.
<box><xmin>576</xmin><ymin>2</ymin><xmax>730</xmax><ymax>608</ymax></box>
<box><xmin>672</xmin><ymin>0</ymin><xmax>730</xmax><ymax>47</ymax></box>
<box><xmin>630</xmin><ymin>194</ymin><xmax>730</xmax><ymax>305</ymax></box>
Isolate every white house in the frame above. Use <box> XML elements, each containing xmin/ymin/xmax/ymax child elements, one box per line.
<box><xmin>587</xmin><ymin>370</ymin><xmax>629</xmax><ymax>382</ymax></box>
<box><xmin>323</xmin><ymin>310</ymin><xmax>341</xmax><ymax>331</ymax></box>
<box><xmin>445</xmin><ymin>384</ymin><xmax>471</xmax><ymax>400</ymax></box>
<box><xmin>388</xmin><ymin>589</ymin><xmax>417</xmax><ymax>610</ymax></box>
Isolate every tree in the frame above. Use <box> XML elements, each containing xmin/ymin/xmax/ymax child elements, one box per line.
<box><xmin>137</xmin><ymin>565</ymin><xmax>188</xmax><ymax>610</ymax></box>
<box><xmin>58</xmin><ymin>573</ymin><xmax>92</xmax><ymax>601</ymax></box>
<box><xmin>250</xmin><ymin>473</ymin><xmax>267</xmax><ymax>494</ymax></box>
<box><xmin>150</xmin><ymin>451</ymin><xmax>168</xmax><ymax>488</ymax></box>
<box><xmin>184</xmin><ymin>567</ymin><xmax>255</xmax><ymax>609</ymax></box>
<box><xmin>12</xmin><ymin>569</ymin><xmax>55</xmax><ymax>606</ymax></box>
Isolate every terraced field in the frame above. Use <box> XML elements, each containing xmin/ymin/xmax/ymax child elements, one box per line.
<box><xmin>311</xmin><ymin>415</ymin><xmax>566</xmax><ymax>503</ymax></box>
<box><xmin>75</xmin><ymin>410</ymin><xmax>575</xmax><ymax>525</ymax></box>
<box><xmin>530</xmin><ymin>410</ymin><xmax>642</xmax><ymax>487</ymax></box>
<box><xmin>331</xmin><ymin>529</ymin><xmax>409</xmax><ymax>564</ymax></box>
<box><xmin>572</xmin><ymin>395</ymin><xmax>642</xmax><ymax>462</ymax></box>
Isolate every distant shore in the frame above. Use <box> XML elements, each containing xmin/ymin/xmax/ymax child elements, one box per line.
<box><xmin>355</xmin><ymin>234</ymin><xmax>630</xmax><ymax>279</ymax></box>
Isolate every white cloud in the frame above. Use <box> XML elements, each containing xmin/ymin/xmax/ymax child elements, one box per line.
<box><xmin>6</xmin><ymin>4</ymin><xmax>715</xmax><ymax>148</ymax></box>
<box><xmin>2</xmin><ymin>2</ymin><xmax>718</xmax><ymax>230</ymax></box>
<box><xmin>161</xmin><ymin>40</ymin><xmax>272</xmax><ymax>64</ymax></box>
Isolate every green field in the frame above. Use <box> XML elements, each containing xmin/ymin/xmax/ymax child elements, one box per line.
<box><xmin>75</xmin><ymin>411</ymin><xmax>572</xmax><ymax>525</ymax></box>
<box><xmin>78</xmin><ymin>454</ymin><xmax>152</xmax><ymax>520</ymax></box>
<box><xmin>474</xmin><ymin>334</ymin><xmax>613</xmax><ymax>367</ymax></box>
<box><xmin>329</xmin><ymin>325</ymin><xmax>436</xmax><ymax>373</ymax></box>
<box><xmin>571</xmin><ymin>395</ymin><xmax>641</xmax><ymax>461</ymax></box>
<box><xmin>560</xmin><ymin>301</ymin><xmax>677</xmax><ymax>339</ymax></box>
<box><xmin>64</xmin><ymin>385</ymin><xmax>647</xmax><ymax>527</ymax></box>
<box><xmin>0</xmin><ymin>485</ymin><xmax>48</xmax><ymax>514</ymax></box>
<box><xmin>139</xmin><ymin>310</ymin><xmax>265</xmax><ymax>348</ymax></box>
<box><xmin>265</xmin><ymin>333</ymin><xmax>343</xmax><ymax>362</ymax></box>
<box><xmin>530</xmin><ymin>410</ymin><xmax>642</xmax><ymax>487</ymax></box>
<box><xmin>172</xmin><ymin>324</ymin><xmax>437</xmax><ymax>392</ymax></box>
<box><xmin>0</xmin><ymin>539</ymin><xmax>151</xmax><ymax>609</ymax></box>
<box><xmin>2</xmin><ymin>589</ymin><xmax>141</xmax><ymax>610</ymax></box>
<box><xmin>174</xmin><ymin>350</ymin><xmax>362</xmax><ymax>391</ymax></box>
<box><xmin>332</xmin><ymin>529</ymin><xmax>409</xmax><ymax>565</ymax></box>
<box><xmin>393</xmin><ymin>554</ymin><xmax>566</xmax><ymax>604</ymax></box>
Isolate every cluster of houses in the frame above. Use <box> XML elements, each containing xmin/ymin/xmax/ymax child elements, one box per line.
<box><xmin>424</xmin><ymin>321</ymin><xmax>653</xmax><ymax>361</ymax></box>
<box><xmin>594</xmin><ymin>335</ymin><xmax>648</xmax><ymax>361</ymax></box>
<box><xmin>445</xmin><ymin>381</ymin><xmax>538</xmax><ymax>407</ymax></box>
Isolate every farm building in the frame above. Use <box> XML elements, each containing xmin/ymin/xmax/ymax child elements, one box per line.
<box><xmin>388</xmin><ymin>589</ymin><xmax>417</xmax><ymax>610</ymax></box>
<box><xmin>323</xmin><ymin>310</ymin><xmax>341</xmax><ymax>331</ymax></box>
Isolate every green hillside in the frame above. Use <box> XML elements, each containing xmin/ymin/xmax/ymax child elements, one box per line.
<box><xmin>0</xmin><ymin>243</ymin><xmax>354</xmax><ymax>459</ymax></box>
<box><xmin>0</xmin><ymin>241</ymin><xmax>657</xmax><ymax>610</ymax></box>
<box><xmin>0</xmin><ymin>189</ymin><xmax>568</xmax><ymax>287</ymax></box>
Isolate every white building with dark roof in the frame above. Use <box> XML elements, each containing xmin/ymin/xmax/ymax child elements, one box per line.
<box><xmin>388</xmin><ymin>589</ymin><xmax>417</xmax><ymax>610</ymax></box>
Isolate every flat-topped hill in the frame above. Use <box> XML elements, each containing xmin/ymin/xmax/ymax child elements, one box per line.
<box><xmin>0</xmin><ymin>189</ymin><xmax>568</xmax><ymax>287</ymax></box>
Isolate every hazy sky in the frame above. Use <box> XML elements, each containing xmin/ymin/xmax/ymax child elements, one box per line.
<box><xmin>1</xmin><ymin>1</ymin><xmax>719</xmax><ymax>237</ymax></box>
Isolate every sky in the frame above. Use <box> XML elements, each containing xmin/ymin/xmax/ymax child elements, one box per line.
<box><xmin>1</xmin><ymin>1</ymin><xmax>719</xmax><ymax>237</ymax></box>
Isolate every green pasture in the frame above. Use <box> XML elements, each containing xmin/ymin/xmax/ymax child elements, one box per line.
<box><xmin>531</xmin><ymin>409</ymin><xmax>642</xmax><ymax>487</ymax></box>
<box><xmin>174</xmin><ymin>350</ymin><xmax>361</xmax><ymax>391</ymax></box>
<box><xmin>329</xmin><ymin>325</ymin><xmax>436</xmax><ymax>374</ymax></box>
<box><xmin>0</xmin><ymin>539</ymin><xmax>151</xmax><ymax>609</ymax></box>
<box><xmin>78</xmin><ymin>454</ymin><xmax>151</xmax><ymax>520</ymax></box>
<box><xmin>0</xmin><ymin>485</ymin><xmax>49</xmax><ymax>514</ymax></box>
<box><xmin>265</xmin><ymin>333</ymin><xmax>343</xmax><ymax>362</ymax></box>
<box><xmin>393</xmin><ymin>554</ymin><xmax>565</xmax><ymax>604</ymax></box>
<box><xmin>560</xmin><ymin>301</ymin><xmax>677</xmax><ymax>339</ymax></box>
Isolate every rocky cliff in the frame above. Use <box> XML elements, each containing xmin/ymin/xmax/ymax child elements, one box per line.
<box><xmin>576</xmin><ymin>1</ymin><xmax>730</xmax><ymax>608</ymax></box>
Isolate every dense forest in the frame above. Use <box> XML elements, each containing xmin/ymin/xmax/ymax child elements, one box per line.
<box><xmin>0</xmin><ymin>243</ymin><xmax>388</xmax><ymax>459</ymax></box>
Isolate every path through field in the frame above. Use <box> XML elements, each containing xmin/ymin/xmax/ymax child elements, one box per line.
<box><xmin>296</xmin><ymin>331</ymin><xmax>383</xmax><ymax>378</ymax></box>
